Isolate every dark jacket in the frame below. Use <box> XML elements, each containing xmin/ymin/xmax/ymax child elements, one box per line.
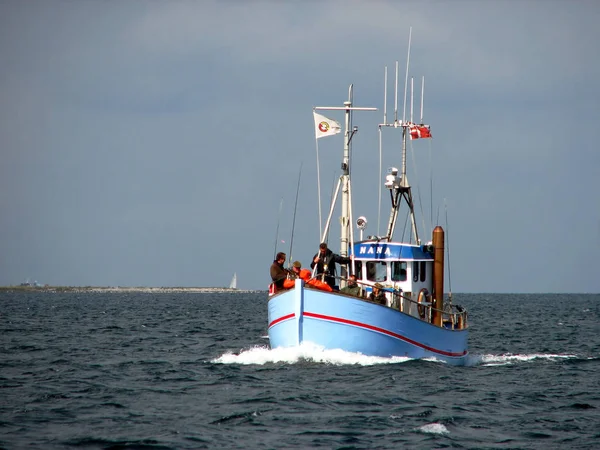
<box><xmin>340</xmin><ymin>283</ymin><xmax>362</xmax><ymax>297</ymax></box>
<box><xmin>369</xmin><ymin>291</ymin><xmax>387</xmax><ymax>305</ymax></box>
<box><xmin>270</xmin><ymin>260</ymin><xmax>289</xmax><ymax>289</ymax></box>
<box><xmin>310</xmin><ymin>248</ymin><xmax>351</xmax><ymax>288</ymax></box>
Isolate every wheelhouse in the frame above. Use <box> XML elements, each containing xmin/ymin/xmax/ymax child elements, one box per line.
<box><xmin>351</xmin><ymin>240</ymin><xmax>434</xmax><ymax>297</ymax></box>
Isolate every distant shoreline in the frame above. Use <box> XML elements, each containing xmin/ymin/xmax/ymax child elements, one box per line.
<box><xmin>0</xmin><ymin>286</ymin><xmax>249</xmax><ymax>293</ymax></box>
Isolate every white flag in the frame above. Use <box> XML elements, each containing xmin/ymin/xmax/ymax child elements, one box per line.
<box><xmin>313</xmin><ymin>111</ymin><xmax>341</xmax><ymax>139</ymax></box>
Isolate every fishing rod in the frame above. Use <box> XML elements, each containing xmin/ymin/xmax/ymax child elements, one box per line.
<box><xmin>272</xmin><ymin>197</ymin><xmax>284</xmax><ymax>261</ymax></box>
<box><xmin>288</xmin><ymin>163</ymin><xmax>303</xmax><ymax>267</ymax></box>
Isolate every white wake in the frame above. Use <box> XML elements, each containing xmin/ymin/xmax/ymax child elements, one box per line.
<box><xmin>212</xmin><ymin>343</ymin><xmax>579</xmax><ymax>367</ymax></box>
<box><xmin>211</xmin><ymin>342</ymin><xmax>413</xmax><ymax>366</ymax></box>
<box><xmin>467</xmin><ymin>353</ymin><xmax>578</xmax><ymax>366</ymax></box>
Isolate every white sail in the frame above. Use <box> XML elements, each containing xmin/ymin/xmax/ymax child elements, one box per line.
<box><xmin>229</xmin><ymin>273</ymin><xmax>237</xmax><ymax>289</ymax></box>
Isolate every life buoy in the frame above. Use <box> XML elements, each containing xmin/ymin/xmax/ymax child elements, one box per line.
<box><xmin>306</xmin><ymin>278</ymin><xmax>333</xmax><ymax>292</ymax></box>
<box><xmin>417</xmin><ymin>288</ymin><xmax>430</xmax><ymax>320</ymax></box>
<box><xmin>268</xmin><ymin>283</ymin><xmax>276</xmax><ymax>296</ymax></box>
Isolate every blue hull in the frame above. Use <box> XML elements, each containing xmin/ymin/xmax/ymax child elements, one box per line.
<box><xmin>268</xmin><ymin>280</ymin><xmax>468</xmax><ymax>365</ymax></box>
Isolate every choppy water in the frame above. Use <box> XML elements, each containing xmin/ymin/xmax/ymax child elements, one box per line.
<box><xmin>1</xmin><ymin>291</ymin><xmax>599</xmax><ymax>449</ymax></box>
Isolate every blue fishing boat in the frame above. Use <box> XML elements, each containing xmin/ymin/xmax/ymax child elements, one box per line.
<box><xmin>268</xmin><ymin>53</ymin><xmax>469</xmax><ymax>364</ymax></box>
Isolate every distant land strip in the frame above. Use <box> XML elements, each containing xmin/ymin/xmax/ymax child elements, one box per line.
<box><xmin>0</xmin><ymin>286</ymin><xmax>254</xmax><ymax>293</ymax></box>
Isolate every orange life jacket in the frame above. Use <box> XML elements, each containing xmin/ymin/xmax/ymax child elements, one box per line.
<box><xmin>299</xmin><ymin>269</ymin><xmax>311</xmax><ymax>280</ymax></box>
<box><xmin>282</xmin><ymin>278</ymin><xmax>295</xmax><ymax>289</ymax></box>
<box><xmin>306</xmin><ymin>278</ymin><xmax>333</xmax><ymax>292</ymax></box>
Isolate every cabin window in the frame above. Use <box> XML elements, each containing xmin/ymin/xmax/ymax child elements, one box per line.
<box><xmin>391</xmin><ymin>261</ymin><xmax>407</xmax><ymax>282</ymax></box>
<box><xmin>413</xmin><ymin>262</ymin><xmax>419</xmax><ymax>282</ymax></box>
<box><xmin>354</xmin><ymin>261</ymin><xmax>363</xmax><ymax>280</ymax></box>
<box><xmin>420</xmin><ymin>261</ymin><xmax>427</xmax><ymax>282</ymax></box>
<box><xmin>366</xmin><ymin>261</ymin><xmax>387</xmax><ymax>282</ymax></box>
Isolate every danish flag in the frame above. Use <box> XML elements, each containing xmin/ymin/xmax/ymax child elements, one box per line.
<box><xmin>409</xmin><ymin>124</ymin><xmax>432</xmax><ymax>140</ymax></box>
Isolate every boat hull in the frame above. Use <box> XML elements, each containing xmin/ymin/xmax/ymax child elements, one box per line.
<box><xmin>268</xmin><ymin>280</ymin><xmax>468</xmax><ymax>365</ymax></box>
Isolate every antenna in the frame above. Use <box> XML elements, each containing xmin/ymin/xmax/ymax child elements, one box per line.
<box><xmin>420</xmin><ymin>76</ymin><xmax>425</xmax><ymax>124</ymax></box>
<box><xmin>394</xmin><ymin>61</ymin><xmax>399</xmax><ymax>123</ymax></box>
<box><xmin>383</xmin><ymin>66</ymin><xmax>388</xmax><ymax>125</ymax></box>
<box><xmin>402</xmin><ymin>27</ymin><xmax>412</xmax><ymax>124</ymax></box>
<box><xmin>410</xmin><ymin>77</ymin><xmax>414</xmax><ymax>124</ymax></box>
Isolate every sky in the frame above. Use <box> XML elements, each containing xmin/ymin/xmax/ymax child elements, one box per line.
<box><xmin>1</xmin><ymin>0</ymin><xmax>598</xmax><ymax>293</ymax></box>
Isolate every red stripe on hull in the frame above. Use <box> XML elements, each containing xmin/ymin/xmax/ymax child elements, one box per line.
<box><xmin>269</xmin><ymin>311</ymin><xmax>467</xmax><ymax>358</ymax></box>
<box><xmin>269</xmin><ymin>313</ymin><xmax>295</xmax><ymax>327</ymax></box>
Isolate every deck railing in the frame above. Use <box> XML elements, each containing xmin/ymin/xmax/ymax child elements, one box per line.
<box><xmin>332</xmin><ymin>275</ymin><xmax>469</xmax><ymax>330</ymax></box>
<box><xmin>275</xmin><ymin>273</ymin><xmax>469</xmax><ymax>330</ymax></box>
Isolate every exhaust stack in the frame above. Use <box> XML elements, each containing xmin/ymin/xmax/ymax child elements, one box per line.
<box><xmin>432</xmin><ymin>226</ymin><xmax>445</xmax><ymax>327</ymax></box>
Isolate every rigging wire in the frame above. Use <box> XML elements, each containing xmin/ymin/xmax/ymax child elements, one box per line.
<box><xmin>400</xmin><ymin>206</ymin><xmax>410</xmax><ymax>244</ymax></box>
<box><xmin>429</xmin><ymin>139</ymin><xmax>433</xmax><ymax>230</ymax></box>
<box><xmin>409</xmin><ymin>138</ymin><xmax>427</xmax><ymax>239</ymax></box>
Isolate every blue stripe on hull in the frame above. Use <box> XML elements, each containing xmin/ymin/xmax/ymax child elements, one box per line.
<box><xmin>268</xmin><ymin>284</ymin><xmax>468</xmax><ymax>365</ymax></box>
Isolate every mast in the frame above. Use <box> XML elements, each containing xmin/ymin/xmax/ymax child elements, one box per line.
<box><xmin>383</xmin><ymin>127</ymin><xmax>418</xmax><ymax>243</ymax></box>
<box><xmin>381</xmin><ymin>28</ymin><xmax>420</xmax><ymax>244</ymax></box>
<box><xmin>341</xmin><ymin>90</ymin><xmax>351</xmax><ymax>263</ymax></box>
<box><xmin>399</xmin><ymin>124</ymin><xmax>419</xmax><ymax>244</ymax></box>
<box><xmin>314</xmin><ymin>86</ymin><xmax>376</xmax><ymax>283</ymax></box>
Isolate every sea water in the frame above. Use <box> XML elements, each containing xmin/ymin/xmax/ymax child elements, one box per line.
<box><xmin>1</xmin><ymin>291</ymin><xmax>599</xmax><ymax>449</ymax></box>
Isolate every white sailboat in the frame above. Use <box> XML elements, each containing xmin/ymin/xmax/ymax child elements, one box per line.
<box><xmin>228</xmin><ymin>273</ymin><xmax>237</xmax><ymax>290</ymax></box>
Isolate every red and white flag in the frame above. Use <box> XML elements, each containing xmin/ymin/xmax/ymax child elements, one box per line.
<box><xmin>314</xmin><ymin>111</ymin><xmax>341</xmax><ymax>139</ymax></box>
<box><xmin>409</xmin><ymin>124</ymin><xmax>432</xmax><ymax>140</ymax></box>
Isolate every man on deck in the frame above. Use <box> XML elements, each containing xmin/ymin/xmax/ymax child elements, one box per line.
<box><xmin>340</xmin><ymin>274</ymin><xmax>363</xmax><ymax>297</ymax></box>
<box><xmin>270</xmin><ymin>252</ymin><xmax>290</xmax><ymax>291</ymax></box>
<box><xmin>310</xmin><ymin>242</ymin><xmax>351</xmax><ymax>289</ymax></box>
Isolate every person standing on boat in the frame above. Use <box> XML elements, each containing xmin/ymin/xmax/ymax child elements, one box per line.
<box><xmin>369</xmin><ymin>283</ymin><xmax>387</xmax><ymax>305</ymax></box>
<box><xmin>290</xmin><ymin>260</ymin><xmax>302</xmax><ymax>278</ymax></box>
<box><xmin>340</xmin><ymin>274</ymin><xmax>363</xmax><ymax>298</ymax></box>
<box><xmin>270</xmin><ymin>252</ymin><xmax>290</xmax><ymax>291</ymax></box>
<box><xmin>310</xmin><ymin>242</ymin><xmax>351</xmax><ymax>289</ymax></box>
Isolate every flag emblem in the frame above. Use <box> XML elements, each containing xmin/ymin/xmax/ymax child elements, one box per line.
<box><xmin>318</xmin><ymin>121</ymin><xmax>330</xmax><ymax>133</ymax></box>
